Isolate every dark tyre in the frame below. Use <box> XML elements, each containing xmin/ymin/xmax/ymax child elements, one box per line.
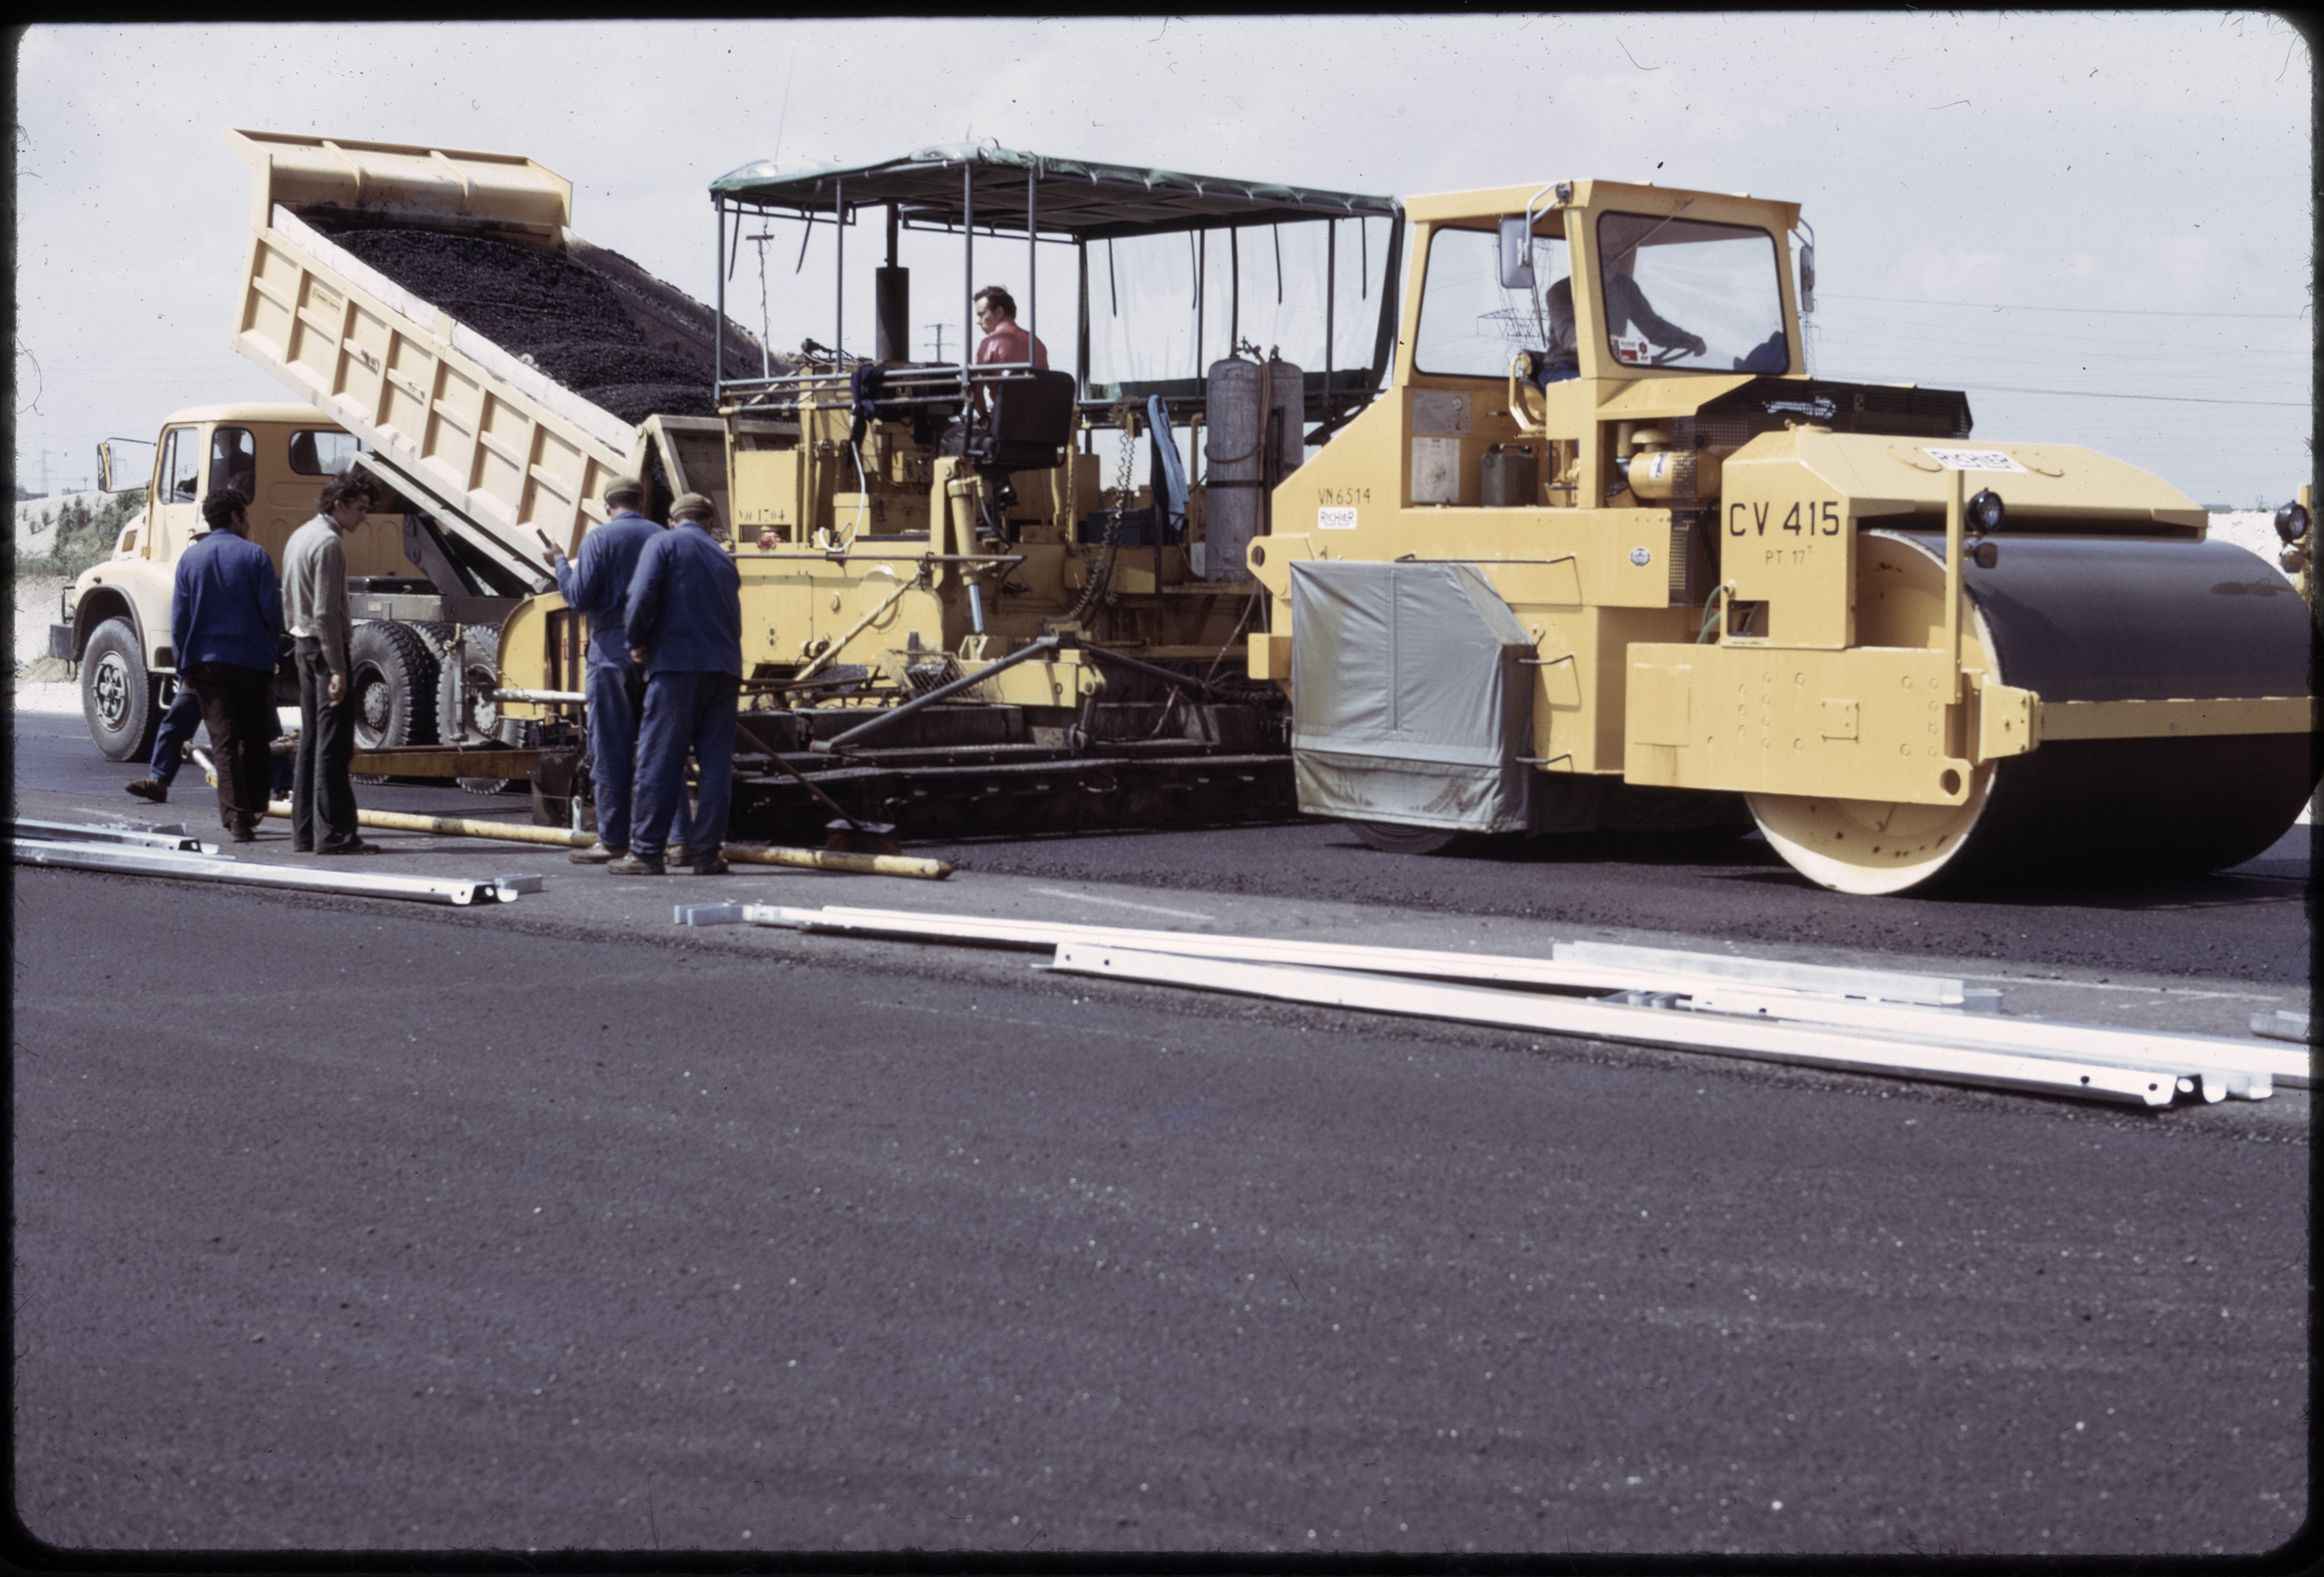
<box><xmin>348</xmin><ymin>622</ymin><xmax>440</xmax><ymax>753</ymax></box>
<box><xmin>1348</xmin><ymin>819</ymin><xmax>1461</xmax><ymax>856</ymax></box>
<box><xmin>82</xmin><ymin>618</ymin><xmax>162</xmax><ymax>763</ymax></box>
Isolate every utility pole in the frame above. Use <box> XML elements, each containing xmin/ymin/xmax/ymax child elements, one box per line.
<box><xmin>926</xmin><ymin>323</ymin><xmax>950</xmax><ymax>364</ymax></box>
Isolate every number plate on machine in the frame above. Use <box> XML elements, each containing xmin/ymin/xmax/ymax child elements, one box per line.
<box><xmin>1722</xmin><ymin>492</ymin><xmax>1853</xmax><ymax>649</ymax></box>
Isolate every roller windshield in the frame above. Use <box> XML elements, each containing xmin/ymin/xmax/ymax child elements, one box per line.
<box><xmin>1412</xmin><ymin>224</ymin><xmax>1575</xmax><ymax>379</ymax></box>
<box><xmin>1594</xmin><ymin>212</ymin><xmax>1789</xmax><ymax>374</ymax></box>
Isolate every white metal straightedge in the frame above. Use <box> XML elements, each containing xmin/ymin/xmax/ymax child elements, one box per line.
<box><xmin>684</xmin><ymin>903</ymin><xmax>2285</xmax><ymax>1105</ymax></box>
<box><xmin>1049</xmin><ymin>943</ymin><xmax>2182</xmax><ymax>1109</ymax></box>
<box><xmin>13</xmin><ymin>839</ymin><xmax>516</xmax><ymax>906</ymax></box>
<box><xmin>1555</xmin><ymin>939</ymin><xmax>1967</xmax><ymax>1007</ymax></box>
<box><xmin>729</xmin><ymin>904</ymin><xmax>1978</xmax><ymax>1005</ymax></box>
<box><xmin>13</xmin><ymin>819</ymin><xmax>217</xmax><ymax>854</ymax></box>
<box><xmin>2250</xmin><ymin>1010</ymin><xmax>2315</xmax><ymax>1047</ymax></box>
<box><xmin>1678</xmin><ymin>984</ymin><xmax>2289</xmax><ymax>1097</ymax></box>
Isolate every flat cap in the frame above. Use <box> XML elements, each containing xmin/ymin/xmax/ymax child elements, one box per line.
<box><xmin>670</xmin><ymin>491</ymin><xmax>716</xmax><ymax>519</ymax></box>
<box><xmin>603</xmin><ymin>474</ymin><xmax>646</xmax><ymax>502</ymax></box>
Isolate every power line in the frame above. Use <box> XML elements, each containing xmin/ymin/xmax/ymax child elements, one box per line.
<box><xmin>1954</xmin><ymin>381</ymin><xmax>2309</xmax><ymax>408</ymax></box>
<box><xmin>1821</xmin><ymin>291</ymin><xmax>2309</xmax><ymax>321</ymax></box>
<box><xmin>1816</xmin><ymin>361</ymin><xmax>2313</xmax><ymax>410</ymax></box>
<box><xmin>1825</xmin><ymin>322</ymin><xmax>2313</xmax><ymax>356</ymax></box>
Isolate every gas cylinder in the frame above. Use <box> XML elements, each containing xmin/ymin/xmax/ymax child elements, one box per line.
<box><xmin>1203</xmin><ymin>355</ymin><xmax>1265</xmax><ymax>581</ymax></box>
<box><xmin>1203</xmin><ymin>353</ymin><xmax>1305</xmax><ymax>581</ymax></box>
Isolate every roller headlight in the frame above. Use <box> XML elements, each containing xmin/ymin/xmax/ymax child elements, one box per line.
<box><xmin>1966</xmin><ymin>488</ymin><xmax>2005</xmax><ymax>534</ymax></box>
<box><xmin>2274</xmin><ymin>501</ymin><xmax>2310</xmax><ymax>544</ymax></box>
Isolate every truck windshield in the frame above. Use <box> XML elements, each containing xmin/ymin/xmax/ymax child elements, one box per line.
<box><xmin>288</xmin><ymin>429</ymin><xmax>365</xmax><ymax>476</ymax></box>
<box><xmin>157</xmin><ymin>427</ymin><xmax>200</xmax><ymax>504</ymax></box>
<box><xmin>1595</xmin><ymin>212</ymin><xmax>1788</xmax><ymax>374</ymax></box>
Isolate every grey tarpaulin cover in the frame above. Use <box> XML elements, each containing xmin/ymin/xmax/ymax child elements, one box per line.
<box><xmin>1289</xmin><ymin>560</ymin><xmax>1535</xmax><ymax>833</ymax></box>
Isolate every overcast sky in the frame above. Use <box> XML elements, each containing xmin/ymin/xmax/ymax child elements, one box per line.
<box><xmin>13</xmin><ymin>14</ymin><xmax>2315</xmax><ymax>506</ymax></box>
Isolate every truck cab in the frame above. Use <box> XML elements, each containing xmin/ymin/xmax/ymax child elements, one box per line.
<box><xmin>60</xmin><ymin>402</ymin><xmax>410</xmax><ymax>761</ymax></box>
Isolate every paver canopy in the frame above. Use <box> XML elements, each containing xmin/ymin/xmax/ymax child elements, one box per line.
<box><xmin>708</xmin><ymin>144</ymin><xmax>1399</xmax><ymax>239</ymax></box>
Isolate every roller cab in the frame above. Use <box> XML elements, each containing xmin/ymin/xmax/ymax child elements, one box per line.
<box><xmin>1263</xmin><ymin>176</ymin><xmax>2316</xmax><ymax>891</ymax></box>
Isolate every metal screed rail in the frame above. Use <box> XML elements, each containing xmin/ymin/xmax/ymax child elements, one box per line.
<box><xmin>669</xmin><ymin>904</ymin><xmax>2296</xmax><ymax>1107</ymax></box>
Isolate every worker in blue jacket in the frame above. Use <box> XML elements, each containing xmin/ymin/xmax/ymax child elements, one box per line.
<box><xmin>535</xmin><ymin>476</ymin><xmax>691</xmax><ymax>865</ymax></box>
<box><xmin>169</xmin><ymin>486</ymin><xmax>283</xmax><ymax>842</ymax></box>
<box><xmin>612</xmin><ymin>491</ymin><xmax>741</xmax><ymax>876</ymax></box>
<box><xmin>128</xmin><ymin>505</ymin><xmax>292</xmax><ymax>806</ymax></box>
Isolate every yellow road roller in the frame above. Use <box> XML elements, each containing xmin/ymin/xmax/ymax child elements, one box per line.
<box><xmin>1249</xmin><ymin>178</ymin><xmax>2315</xmax><ymax>893</ymax></box>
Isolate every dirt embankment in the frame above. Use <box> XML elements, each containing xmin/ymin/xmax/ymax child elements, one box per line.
<box><xmin>15</xmin><ymin>574</ymin><xmax>71</xmax><ymax>682</ymax></box>
<box><xmin>331</xmin><ymin>227</ymin><xmax>718</xmax><ymax>425</ymax></box>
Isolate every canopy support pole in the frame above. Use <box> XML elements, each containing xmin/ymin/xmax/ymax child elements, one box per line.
<box><xmin>1325</xmin><ymin>219</ymin><xmax>1337</xmax><ymax>415</ymax></box>
<box><xmin>962</xmin><ymin>162</ymin><xmax>975</xmax><ymax>446</ymax></box>
<box><xmin>1075</xmin><ymin>239</ymin><xmax>1090</xmax><ymax>398</ymax></box>
<box><xmin>1196</xmin><ymin>230</ymin><xmax>1207</xmax><ymax>392</ymax></box>
<box><xmin>1229</xmin><ymin>229</ymin><xmax>1240</xmax><ymax>351</ymax></box>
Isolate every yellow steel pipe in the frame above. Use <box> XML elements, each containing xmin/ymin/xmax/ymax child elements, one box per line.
<box><xmin>255</xmin><ymin>801</ymin><xmax>952</xmax><ymax>880</ymax></box>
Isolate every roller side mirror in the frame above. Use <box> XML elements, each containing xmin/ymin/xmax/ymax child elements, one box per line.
<box><xmin>1497</xmin><ymin>217</ymin><xmax>1535</xmax><ymax>291</ymax></box>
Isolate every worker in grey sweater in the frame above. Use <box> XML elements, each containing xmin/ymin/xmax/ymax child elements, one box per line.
<box><xmin>281</xmin><ymin>472</ymin><xmax>377</xmax><ymax>855</ymax></box>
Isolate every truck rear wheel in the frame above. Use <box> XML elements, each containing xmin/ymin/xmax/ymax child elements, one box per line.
<box><xmin>82</xmin><ymin>618</ymin><xmax>163</xmax><ymax>763</ymax></box>
<box><xmin>348</xmin><ymin>622</ymin><xmax>440</xmax><ymax>754</ymax></box>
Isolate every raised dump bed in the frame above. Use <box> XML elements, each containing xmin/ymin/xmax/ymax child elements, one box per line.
<box><xmin>225</xmin><ymin>128</ymin><xmax>771</xmax><ymax>567</ymax></box>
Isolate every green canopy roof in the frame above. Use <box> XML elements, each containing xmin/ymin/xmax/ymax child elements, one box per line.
<box><xmin>708</xmin><ymin>144</ymin><xmax>1399</xmax><ymax>241</ymax></box>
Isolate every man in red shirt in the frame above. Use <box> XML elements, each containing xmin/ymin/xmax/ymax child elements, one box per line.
<box><xmin>929</xmin><ymin>286</ymin><xmax>1054</xmax><ymax>477</ymax></box>
<box><xmin>972</xmin><ymin>285</ymin><xmax>1048</xmax><ymax>372</ymax></box>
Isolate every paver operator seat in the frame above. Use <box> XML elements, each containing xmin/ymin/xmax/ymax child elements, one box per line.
<box><xmin>967</xmin><ymin>367</ymin><xmax>1078</xmax><ymax>514</ymax></box>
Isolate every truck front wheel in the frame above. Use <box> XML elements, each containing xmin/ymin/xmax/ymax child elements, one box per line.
<box><xmin>348</xmin><ymin>622</ymin><xmax>440</xmax><ymax>754</ymax></box>
<box><xmin>82</xmin><ymin>618</ymin><xmax>163</xmax><ymax>763</ymax></box>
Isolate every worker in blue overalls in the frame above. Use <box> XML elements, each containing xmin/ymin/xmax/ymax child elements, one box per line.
<box><xmin>536</xmin><ymin>476</ymin><xmax>692</xmax><ymax>865</ymax></box>
<box><xmin>613</xmin><ymin>491</ymin><xmax>742</xmax><ymax>876</ymax></box>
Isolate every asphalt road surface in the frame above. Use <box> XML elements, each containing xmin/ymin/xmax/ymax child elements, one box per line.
<box><xmin>9</xmin><ymin>697</ymin><xmax>2312</xmax><ymax>1557</ymax></box>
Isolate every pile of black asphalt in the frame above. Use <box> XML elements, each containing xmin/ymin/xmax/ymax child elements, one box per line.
<box><xmin>331</xmin><ymin>226</ymin><xmax>718</xmax><ymax>424</ymax></box>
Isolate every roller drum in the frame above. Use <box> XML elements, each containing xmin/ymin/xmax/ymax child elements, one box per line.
<box><xmin>1907</xmin><ymin>531</ymin><xmax>2314</xmax><ymax>885</ymax></box>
